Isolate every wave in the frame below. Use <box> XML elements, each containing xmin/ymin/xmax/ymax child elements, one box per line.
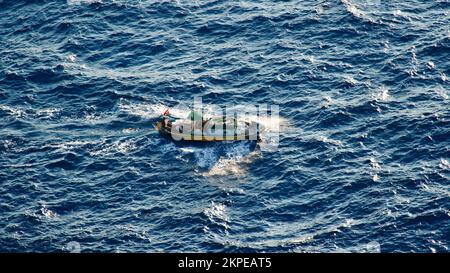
<box><xmin>340</xmin><ymin>0</ymin><xmax>377</xmax><ymax>24</ymax></box>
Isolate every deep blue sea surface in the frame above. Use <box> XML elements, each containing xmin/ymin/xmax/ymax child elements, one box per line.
<box><xmin>0</xmin><ymin>0</ymin><xmax>449</xmax><ymax>252</ymax></box>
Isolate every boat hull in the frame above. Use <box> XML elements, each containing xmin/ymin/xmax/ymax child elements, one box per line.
<box><xmin>155</xmin><ymin>122</ymin><xmax>260</xmax><ymax>142</ymax></box>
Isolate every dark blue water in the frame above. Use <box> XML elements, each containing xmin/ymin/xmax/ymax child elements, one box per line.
<box><xmin>1</xmin><ymin>0</ymin><xmax>449</xmax><ymax>253</ymax></box>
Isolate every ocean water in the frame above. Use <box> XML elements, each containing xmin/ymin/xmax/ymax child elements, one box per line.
<box><xmin>0</xmin><ymin>0</ymin><xmax>449</xmax><ymax>253</ymax></box>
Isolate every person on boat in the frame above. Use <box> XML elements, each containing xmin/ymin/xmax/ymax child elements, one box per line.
<box><xmin>161</xmin><ymin>109</ymin><xmax>172</xmax><ymax>129</ymax></box>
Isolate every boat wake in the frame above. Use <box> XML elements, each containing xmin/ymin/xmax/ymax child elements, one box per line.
<box><xmin>177</xmin><ymin>141</ymin><xmax>260</xmax><ymax>178</ymax></box>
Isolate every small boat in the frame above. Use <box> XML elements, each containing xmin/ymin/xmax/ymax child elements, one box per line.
<box><xmin>155</xmin><ymin>110</ymin><xmax>262</xmax><ymax>142</ymax></box>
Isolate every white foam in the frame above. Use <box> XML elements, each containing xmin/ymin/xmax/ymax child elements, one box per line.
<box><xmin>372</xmin><ymin>86</ymin><xmax>390</xmax><ymax>102</ymax></box>
<box><xmin>118</xmin><ymin>99</ymin><xmax>167</xmax><ymax>119</ymax></box>
<box><xmin>90</xmin><ymin>139</ymin><xmax>137</xmax><ymax>156</ymax></box>
<box><xmin>0</xmin><ymin>104</ymin><xmax>26</xmax><ymax>118</ymax></box>
<box><xmin>439</xmin><ymin>158</ymin><xmax>450</xmax><ymax>169</ymax></box>
<box><xmin>167</xmin><ymin>104</ymin><xmax>191</xmax><ymax>119</ymax></box>
<box><xmin>36</xmin><ymin>108</ymin><xmax>61</xmax><ymax>119</ymax></box>
<box><xmin>122</xmin><ymin>128</ymin><xmax>140</xmax><ymax>134</ymax></box>
<box><xmin>83</xmin><ymin>112</ymin><xmax>106</xmax><ymax>123</ymax></box>
<box><xmin>44</xmin><ymin>140</ymin><xmax>95</xmax><ymax>153</ymax></box>
<box><xmin>193</xmin><ymin>147</ymin><xmax>218</xmax><ymax>169</ymax></box>
<box><xmin>393</xmin><ymin>9</ymin><xmax>409</xmax><ymax>20</ymax></box>
<box><xmin>65</xmin><ymin>53</ymin><xmax>77</xmax><ymax>62</ymax></box>
<box><xmin>0</xmin><ymin>105</ymin><xmax>65</xmax><ymax>120</ymax></box>
<box><xmin>41</xmin><ymin>205</ymin><xmax>57</xmax><ymax>218</ymax></box>
<box><xmin>180</xmin><ymin>147</ymin><xmax>195</xmax><ymax>153</ymax></box>
<box><xmin>63</xmin><ymin>61</ymin><xmax>159</xmax><ymax>81</ymax></box>
<box><xmin>204</xmin><ymin>201</ymin><xmax>229</xmax><ymax>229</ymax></box>
<box><xmin>340</xmin><ymin>0</ymin><xmax>375</xmax><ymax>23</ymax></box>
<box><xmin>370</xmin><ymin>157</ymin><xmax>381</xmax><ymax>170</ymax></box>
<box><xmin>203</xmin><ymin>145</ymin><xmax>260</xmax><ymax>177</ymax></box>
<box><xmin>344</xmin><ymin>75</ymin><xmax>357</xmax><ymax>86</ymax></box>
<box><xmin>67</xmin><ymin>0</ymin><xmax>102</xmax><ymax>5</ymax></box>
<box><xmin>1</xmin><ymin>139</ymin><xmax>15</xmax><ymax>151</ymax></box>
<box><xmin>342</xmin><ymin>0</ymin><xmax>364</xmax><ymax>17</ymax></box>
<box><xmin>318</xmin><ymin>136</ymin><xmax>342</xmax><ymax>146</ymax></box>
<box><xmin>372</xmin><ymin>174</ymin><xmax>380</xmax><ymax>182</ymax></box>
<box><xmin>206</xmin><ymin>157</ymin><xmax>246</xmax><ymax>177</ymax></box>
<box><xmin>435</xmin><ymin>87</ymin><xmax>448</xmax><ymax>100</ymax></box>
<box><xmin>333</xmin><ymin>241</ymin><xmax>381</xmax><ymax>253</ymax></box>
